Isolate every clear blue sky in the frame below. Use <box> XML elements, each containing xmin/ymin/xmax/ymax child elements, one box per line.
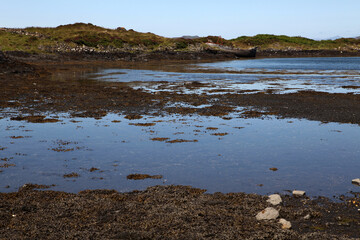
<box><xmin>2</xmin><ymin>0</ymin><xmax>359</xmax><ymax>39</ymax></box>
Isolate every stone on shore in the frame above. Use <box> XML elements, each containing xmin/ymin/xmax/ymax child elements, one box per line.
<box><xmin>352</xmin><ymin>178</ymin><xmax>360</xmax><ymax>185</ymax></box>
<box><xmin>267</xmin><ymin>194</ymin><xmax>282</xmax><ymax>205</ymax></box>
<box><xmin>292</xmin><ymin>190</ymin><xmax>306</xmax><ymax>196</ymax></box>
<box><xmin>279</xmin><ymin>218</ymin><xmax>292</xmax><ymax>229</ymax></box>
<box><xmin>256</xmin><ymin>207</ymin><xmax>279</xmax><ymax>220</ymax></box>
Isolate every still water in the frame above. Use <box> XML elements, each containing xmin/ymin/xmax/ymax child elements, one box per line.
<box><xmin>1</xmin><ymin>57</ymin><xmax>360</xmax><ymax>197</ymax></box>
<box><xmin>1</xmin><ymin>113</ymin><xmax>359</xmax><ymax>197</ymax></box>
<box><xmin>92</xmin><ymin>57</ymin><xmax>360</xmax><ymax>94</ymax></box>
<box><xmin>195</xmin><ymin>56</ymin><xmax>360</xmax><ymax>72</ymax></box>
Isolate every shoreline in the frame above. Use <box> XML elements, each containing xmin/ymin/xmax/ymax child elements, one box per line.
<box><xmin>0</xmin><ymin>184</ymin><xmax>359</xmax><ymax>239</ymax></box>
<box><xmin>3</xmin><ymin>49</ymin><xmax>360</xmax><ymax>64</ymax></box>
<box><xmin>1</xmin><ymin>51</ymin><xmax>360</xmax><ymax>239</ymax></box>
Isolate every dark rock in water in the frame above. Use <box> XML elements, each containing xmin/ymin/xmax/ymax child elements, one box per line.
<box><xmin>352</xmin><ymin>178</ymin><xmax>360</xmax><ymax>185</ymax></box>
<box><xmin>10</xmin><ymin>115</ymin><xmax>60</xmax><ymax>123</ymax></box>
<box><xmin>126</xmin><ymin>174</ymin><xmax>163</xmax><ymax>180</ymax></box>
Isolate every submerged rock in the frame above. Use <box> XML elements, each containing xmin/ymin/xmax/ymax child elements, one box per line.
<box><xmin>267</xmin><ymin>194</ymin><xmax>282</xmax><ymax>205</ymax></box>
<box><xmin>256</xmin><ymin>207</ymin><xmax>279</xmax><ymax>220</ymax></box>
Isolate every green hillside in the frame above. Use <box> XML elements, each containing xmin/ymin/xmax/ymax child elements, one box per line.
<box><xmin>0</xmin><ymin>23</ymin><xmax>359</xmax><ymax>53</ymax></box>
<box><xmin>231</xmin><ymin>34</ymin><xmax>360</xmax><ymax>51</ymax></box>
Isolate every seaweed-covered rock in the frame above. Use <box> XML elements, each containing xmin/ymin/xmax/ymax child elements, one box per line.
<box><xmin>0</xmin><ymin>51</ymin><xmax>38</xmax><ymax>76</ymax></box>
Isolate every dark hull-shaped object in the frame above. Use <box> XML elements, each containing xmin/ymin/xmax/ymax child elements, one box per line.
<box><xmin>232</xmin><ymin>47</ymin><xmax>257</xmax><ymax>58</ymax></box>
<box><xmin>206</xmin><ymin>46</ymin><xmax>257</xmax><ymax>58</ymax></box>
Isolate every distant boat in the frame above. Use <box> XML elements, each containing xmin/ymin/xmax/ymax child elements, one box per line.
<box><xmin>205</xmin><ymin>42</ymin><xmax>257</xmax><ymax>57</ymax></box>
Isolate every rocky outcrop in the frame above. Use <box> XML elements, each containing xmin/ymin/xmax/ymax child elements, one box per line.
<box><xmin>0</xmin><ymin>28</ymin><xmax>48</xmax><ymax>39</ymax></box>
<box><xmin>258</xmin><ymin>49</ymin><xmax>360</xmax><ymax>57</ymax></box>
<box><xmin>0</xmin><ymin>51</ymin><xmax>39</xmax><ymax>76</ymax></box>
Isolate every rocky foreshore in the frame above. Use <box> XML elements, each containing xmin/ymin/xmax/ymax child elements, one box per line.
<box><xmin>1</xmin><ymin>44</ymin><xmax>360</xmax><ymax>239</ymax></box>
<box><xmin>258</xmin><ymin>49</ymin><xmax>360</xmax><ymax>58</ymax></box>
<box><xmin>2</xmin><ymin>49</ymin><xmax>252</xmax><ymax>63</ymax></box>
<box><xmin>0</xmin><ymin>185</ymin><xmax>359</xmax><ymax>239</ymax></box>
<box><xmin>2</xmin><ymin>46</ymin><xmax>360</xmax><ymax>65</ymax></box>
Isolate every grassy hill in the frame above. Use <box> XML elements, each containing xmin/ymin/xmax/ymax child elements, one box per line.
<box><xmin>0</xmin><ymin>23</ymin><xmax>359</xmax><ymax>54</ymax></box>
<box><xmin>231</xmin><ymin>34</ymin><xmax>360</xmax><ymax>51</ymax></box>
<box><xmin>0</xmin><ymin>23</ymin><xmax>219</xmax><ymax>53</ymax></box>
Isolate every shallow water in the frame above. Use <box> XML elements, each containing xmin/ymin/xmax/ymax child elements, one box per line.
<box><xmin>91</xmin><ymin>57</ymin><xmax>360</xmax><ymax>94</ymax></box>
<box><xmin>195</xmin><ymin>57</ymin><xmax>360</xmax><ymax>72</ymax></box>
<box><xmin>1</xmin><ymin>113</ymin><xmax>359</xmax><ymax>197</ymax></box>
<box><xmin>2</xmin><ymin>57</ymin><xmax>360</xmax><ymax>197</ymax></box>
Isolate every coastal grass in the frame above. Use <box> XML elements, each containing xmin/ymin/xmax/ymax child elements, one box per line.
<box><xmin>0</xmin><ymin>31</ymin><xmax>53</xmax><ymax>53</ymax></box>
<box><xmin>1</xmin><ymin>23</ymin><xmax>359</xmax><ymax>53</ymax></box>
<box><xmin>26</xmin><ymin>23</ymin><xmax>166</xmax><ymax>48</ymax></box>
<box><xmin>232</xmin><ymin>34</ymin><xmax>360</xmax><ymax>50</ymax></box>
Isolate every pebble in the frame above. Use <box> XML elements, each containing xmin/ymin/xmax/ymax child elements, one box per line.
<box><xmin>292</xmin><ymin>190</ymin><xmax>306</xmax><ymax>196</ymax></box>
<box><xmin>256</xmin><ymin>207</ymin><xmax>279</xmax><ymax>220</ymax></box>
<box><xmin>303</xmin><ymin>214</ymin><xmax>311</xmax><ymax>220</ymax></box>
<box><xmin>352</xmin><ymin>178</ymin><xmax>360</xmax><ymax>185</ymax></box>
<box><xmin>279</xmin><ymin>218</ymin><xmax>292</xmax><ymax>229</ymax></box>
<box><xmin>267</xmin><ymin>194</ymin><xmax>282</xmax><ymax>205</ymax></box>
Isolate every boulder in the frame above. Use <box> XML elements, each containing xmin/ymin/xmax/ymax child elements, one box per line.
<box><xmin>292</xmin><ymin>190</ymin><xmax>306</xmax><ymax>196</ymax></box>
<box><xmin>279</xmin><ymin>218</ymin><xmax>292</xmax><ymax>229</ymax></box>
<box><xmin>256</xmin><ymin>207</ymin><xmax>279</xmax><ymax>220</ymax></box>
<box><xmin>351</xmin><ymin>178</ymin><xmax>360</xmax><ymax>186</ymax></box>
<box><xmin>267</xmin><ymin>194</ymin><xmax>282</xmax><ymax>205</ymax></box>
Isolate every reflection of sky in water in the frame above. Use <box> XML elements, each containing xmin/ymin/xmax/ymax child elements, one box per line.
<box><xmin>194</xmin><ymin>57</ymin><xmax>360</xmax><ymax>71</ymax></box>
<box><xmin>91</xmin><ymin>57</ymin><xmax>360</xmax><ymax>94</ymax></box>
<box><xmin>1</xmin><ymin>114</ymin><xmax>359</xmax><ymax>197</ymax></box>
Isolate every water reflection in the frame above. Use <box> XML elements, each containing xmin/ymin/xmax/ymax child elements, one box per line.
<box><xmin>195</xmin><ymin>57</ymin><xmax>360</xmax><ymax>72</ymax></box>
<box><xmin>90</xmin><ymin>57</ymin><xmax>360</xmax><ymax>94</ymax></box>
<box><xmin>0</xmin><ymin>113</ymin><xmax>359</xmax><ymax>197</ymax></box>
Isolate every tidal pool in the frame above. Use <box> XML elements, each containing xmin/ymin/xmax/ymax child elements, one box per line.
<box><xmin>0</xmin><ymin>113</ymin><xmax>359</xmax><ymax>197</ymax></box>
<box><xmin>91</xmin><ymin>57</ymin><xmax>360</xmax><ymax>94</ymax></box>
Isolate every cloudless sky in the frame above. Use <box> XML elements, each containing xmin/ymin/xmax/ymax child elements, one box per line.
<box><xmin>1</xmin><ymin>0</ymin><xmax>359</xmax><ymax>39</ymax></box>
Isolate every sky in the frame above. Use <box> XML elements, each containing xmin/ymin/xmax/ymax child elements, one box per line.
<box><xmin>1</xmin><ymin>0</ymin><xmax>360</xmax><ymax>40</ymax></box>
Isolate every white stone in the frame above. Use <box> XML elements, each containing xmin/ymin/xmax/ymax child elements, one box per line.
<box><xmin>352</xmin><ymin>178</ymin><xmax>360</xmax><ymax>185</ymax></box>
<box><xmin>303</xmin><ymin>214</ymin><xmax>311</xmax><ymax>220</ymax></box>
<box><xmin>279</xmin><ymin>218</ymin><xmax>292</xmax><ymax>229</ymax></box>
<box><xmin>256</xmin><ymin>207</ymin><xmax>279</xmax><ymax>220</ymax></box>
<box><xmin>292</xmin><ymin>190</ymin><xmax>306</xmax><ymax>196</ymax></box>
<box><xmin>267</xmin><ymin>194</ymin><xmax>282</xmax><ymax>205</ymax></box>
